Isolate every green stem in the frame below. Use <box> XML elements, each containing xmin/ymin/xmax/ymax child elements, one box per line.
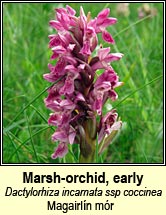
<box><xmin>79</xmin><ymin>119</ymin><xmax>96</xmax><ymax>163</ymax></box>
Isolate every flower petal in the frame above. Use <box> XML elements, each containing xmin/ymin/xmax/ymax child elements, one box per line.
<box><xmin>100</xmin><ymin>17</ymin><xmax>117</xmax><ymax>27</ymax></box>
<box><xmin>93</xmin><ymin>92</ymin><xmax>103</xmax><ymax>115</ymax></box>
<box><xmin>49</xmin><ymin>20</ymin><xmax>62</xmax><ymax>30</ymax></box>
<box><xmin>80</xmin><ymin>40</ymin><xmax>91</xmax><ymax>56</ymax></box>
<box><xmin>104</xmin><ymin>53</ymin><xmax>124</xmax><ymax>63</ymax></box>
<box><xmin>51</xmin><ymin>142</ymin><xmax>68</xmax><ymax>159</ymax></box>
<box><xmin>59</xmin><ymin>76</ymin><xmax>75</xmax><ymax>95</ymax></box>
<box><xmin>109</xmin><ymin>90</ymin><xmax>118</xmax><ymax>101</ymax></box>
<box><xmin>49</xmin><ymin>35</ymin><xmax>61</xmax><ymax>48</ymax></box>
<box><xmin>52</xmin><ymin>130</ymin><xmax>67</xmax><ymax>142</ymax></box>
<box><xmin>43</xmin><ymin>73</ymin><xmax>58</xmax><ymax>82</ymax></box>
<box><xmin>80</xmin><ymin>6</ymin><xmax>87</xmax><ymax>30</ymax></box>
<box><xmin>48</xmin><ymin>113</ymin><xmax>62</xmax><ymax>126</ymax></box>
<box><xmin>60</xmin><ymin>99</ymin><xmax>75</xmax><ymax>110</ymax></box>
<box><xmin>97</xmin><ymin>8</ymin><xmax>110</xmax><ymax>25</ymax></box>
<box><xmin>66</xmin><ymin>5</ymin><xmax>76</xmax><ymax>16</ymax></box>
<box><xmin>69</xmin><ymin>127</ymin><xmax>76</xmax><ymax>144</ymax></box>
<box><xmin>98</xmin><ymin>47</ymin><xmax>110</xmax><ymax>60</ymax></box>
<box><xmin>52</xmin><ymin>45</ymin><xmax>66</xmax><ymax>55</ymax></box>
<box><xmin>102</xmin><ymin>30</ymin><xmax>115</xmax><ymax>44</ymax></box>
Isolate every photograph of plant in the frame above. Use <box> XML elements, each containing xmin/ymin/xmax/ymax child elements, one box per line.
<box><xmin>3</xmin><ymin>3</ymin><xmax>163</xmax><ymax>163</ymax></box>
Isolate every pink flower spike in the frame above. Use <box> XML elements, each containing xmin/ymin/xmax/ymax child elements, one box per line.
<box><xmin>51</xmin><ymin>143</ymin><xmax>68</xmax><ymax>159</ymax></box>
<box><xmin>44</xmin><ymin>5</ymin><xmax>124</xmax><ymax>161</ymax></box>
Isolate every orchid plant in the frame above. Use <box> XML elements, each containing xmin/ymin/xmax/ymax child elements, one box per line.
<box><xmin>43</xmin><ymin>5</ymin><xmax>123</xmax><ymax>163</ymax></box>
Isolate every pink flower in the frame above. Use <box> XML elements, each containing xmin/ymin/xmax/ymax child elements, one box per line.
<box><xmin>89</xmin><ymin>68</ymin><xmax>122</xmax><ymax>115</ymax></box>
<box><xmin>52</xmin><ymin>126</ymin><xmax>76</xmax><ymax>145</ymax></box>
<box><xmin>80</xmin><ymin>40</ymin><xmax>91</xmax><ymax>56</ymax></box>
<box><xmin>91</xmin><ymin>47</ymin><xmax>123</xmax><ymax>71</ymax></box>
<box><xmin>44</xmin><ymin>5</ymin><xmax>123</xmax><ymax>160</ymax></box>
<box><xmin>102</xmin><ymin>30</ymin><xmax>115</xmax><ymax>44</ymax></box>
<box><xmin>51</xmin><ymin>142</ymin><xmax>68</xmax><ymax>159</ymax></box>
<box><xmin>97</xmin><ymin>8</ymin><xmax>110</xmax><ymax>25</ymax></box>
<box><xmin>98</xmin><ymin>110</ymin><xmax>119</xmax><ymax>142</ymax></box>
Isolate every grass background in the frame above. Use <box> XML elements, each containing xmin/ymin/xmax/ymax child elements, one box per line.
<box><xmin>3</xmin><ymin>2</ymin><xmax>163</xmax><ymax>163</ymax></box>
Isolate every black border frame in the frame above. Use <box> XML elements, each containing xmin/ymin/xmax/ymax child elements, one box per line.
<box><xmin>1</xmin><ymin>0</ymin><xmax>165</xmax><ymax>166</ymax></box>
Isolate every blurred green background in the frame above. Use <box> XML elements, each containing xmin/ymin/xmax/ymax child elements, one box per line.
<box><xmin>3</xmin><ymin>2</ymin><xmax>163</xmax><ymax>163</ymax></box>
